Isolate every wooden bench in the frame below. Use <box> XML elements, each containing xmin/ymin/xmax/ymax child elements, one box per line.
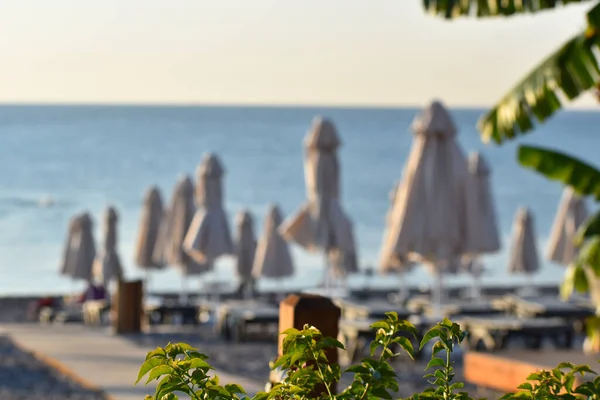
<box><xmin>465</xmin><ymin>349</ymin><xmax>597</xmax><ymax>393</ymax></box>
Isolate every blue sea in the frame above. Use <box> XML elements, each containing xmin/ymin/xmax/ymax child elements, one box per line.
<box><xmin>0</xmin><ymin>105</ymin><xmax>598</xmax><ymax>295</ymax></box>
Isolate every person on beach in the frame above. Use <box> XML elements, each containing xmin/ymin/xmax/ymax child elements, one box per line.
<box><xmin>79</xmin><ymin>281</ymin><xmax>107</xmax><ymax>303</ymax></box>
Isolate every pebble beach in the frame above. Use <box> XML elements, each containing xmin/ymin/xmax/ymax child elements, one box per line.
<box><xmin>0</xmin><ymin>336</ymin><xmax>106</xmax><ymax>400</ymax></box>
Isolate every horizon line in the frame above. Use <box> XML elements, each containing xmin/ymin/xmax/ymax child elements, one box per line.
<box><xmin>0</xmin><ymin>101</ymin><xmax>597</xmax><ymax>112</ymax></box>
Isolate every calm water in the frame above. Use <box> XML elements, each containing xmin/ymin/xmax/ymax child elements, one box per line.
<box><xmin>0</xmin><ymin>105</ymin><xmax>598</xmax><ymax>295</ymax></box>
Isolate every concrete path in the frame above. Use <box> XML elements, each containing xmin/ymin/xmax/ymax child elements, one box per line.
<box><xmin>0</xmin><ymin>323</ymin><xmax>264</xmax><ymax>400</ymax></box>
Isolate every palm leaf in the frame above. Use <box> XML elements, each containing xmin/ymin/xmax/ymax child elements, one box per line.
<box><xmin>517</xmin><ymin>145</ymin><xmax>600</xmax><ymax>200</ymax></box>
<box><xmin>476</xmin><ymin>4</ymin><xmax>600</xmax><ymax>144</ymax></box>
<box><xmin>423</xmin><ymin>0</ymin><xmax>596</xmax><ymax>19</ymax></box>
<box><xmin>576</xmin><ymin>211</ymin><xmax>600</xmax><ymax>244</ymax></box>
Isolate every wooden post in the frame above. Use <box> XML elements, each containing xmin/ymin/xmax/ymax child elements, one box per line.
<box><xmin>113</xmin><ymin>280</ymin><xmax>143</xmax><ymax>334</ymax></box>
<box><xmin>279</xmin><ymin>294</ymin><xmax>341</xmax><ymax>394</ymax></box>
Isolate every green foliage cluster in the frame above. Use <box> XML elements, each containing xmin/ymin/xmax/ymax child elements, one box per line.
<box><xmin>135</xmin><ymin>313</ymin><xmax>600</xmax><ymax>400</ymax></box>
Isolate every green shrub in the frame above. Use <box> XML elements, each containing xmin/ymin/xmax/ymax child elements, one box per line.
<box><xmin>136</xmin><ymin>313</ymin><xmax>599</xmax><ymax>400</ymax></box>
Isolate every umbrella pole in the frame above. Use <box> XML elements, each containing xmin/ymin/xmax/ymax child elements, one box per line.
<box><xmin>180</xmin><ymin>276</ymin><xmax>188</xmax><ymax>305</ymax></box>
<box><xmin>323</xmin><ymin>252</ymin><xmax>331</xmax><ymax>297</ymax></box>
<box><xmin>398</xmin><ymin>271</ymin><xmax>408</xmax><ymax>304</ymax></box>
<box><xmin>471</xmin><ymin>257</ymin><xmax>481</xmax><ymax>299</ymax></box>
<box><xmin>432</xmin><ymin>269</ymin><xmax>444</xmax><ymax>320</ymax></box>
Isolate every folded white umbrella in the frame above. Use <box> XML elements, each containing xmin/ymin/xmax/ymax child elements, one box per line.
<box><xmin>379</xmin><ymin>100</ymin><xmax>477</xmax><ymax>315</ymax></box>
<box><xmin>508</xmin><ymin>207</ymin><xmax>540</xmax><ymax>295</ymax></box>
<box><xmin>156</xmin><ymin>175</ymin><xmax>210</xmax><ymax>303</ymax></box>
<box><xmin>60</xmin><ymin>212</ymin><xmax>96</xmax><ymax>283</ymax></box>
<box><xmin>253</xmin><ymin>204</ymin><xmax>294</xmax><ymax>280</ymax></box>
<box><xmin>463</xmin><ymin>152</ymin><xmax>501</xmax><ymax>297</ymax></box>
<box><xmin>135</xmin><ymin>185</ymin><xmax>165</xmax><ymax>270</ymax></box>
<box><xmin>235</xmin><ymin>210</ymin><xmax>256</xmax><ymax>286</ymax></box>
<box><xmin>184</xmin><ymin>153</ymin><xmax>233</xmax><ymax>264</ymax></box>
<box><xmin>547</xmin><ymin>187</ymin><xmax>589</xmax><ymax>266</ymax></box>
<box><xmin>93</xmin><ymin>206</ymin><xmax>124</xmax><ymax>287</ymax></box>
<box><xmin>380</xmin><ymin>180</ymin><xmax>414</xmax><ymax>301</ymax></box>
<box><xmin>279</xmin><ymin>117</ymin><xmax>357</xmax><ymax>288</ymax></box>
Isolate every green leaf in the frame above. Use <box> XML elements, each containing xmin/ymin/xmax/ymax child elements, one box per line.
<box><xmin>518</xmin><ymin>145</ymin><xmax>600</xmax><ymax>201</ymax></box>
<box><xmin>577</xmin><ymin>212</ymin><xmax>600</xmax><ymax>245</ymax></box>
<box><xmin>370</xmin><ymin>387</ymin><xmax>393</xmax><ymax>400</ymax></box>
<box><xmin>573</xmin><ymin>264</ymin><xmax>590</xmax><ymax>293</ymax></box>
<box><xmin>345</xmin><ymin>364</ymin><xmax>371</xmax><ymax>374</ymax></box>
<box><xmin>146</xmin><ymin>365</ymin><xmax>174</xmax><ymax>384</ymax></box>
<box><xmin>225</xmin><ymin>384</ymin><xmax>246</xmax><ymax>394</ymax></box>
<box><xmin>394</xmin><ymin>336</ymin><xmax>415</xmax><ymax>359</ymax></box>
<box><xmin>420</xmin><ymin>328</ymin><xmax>444</xmax><ymax>350</ymax></box>
<box><xmin>370</xmin><ymin>321</ymin><xmax>390</xmax><ymax>330</ymax></box>
<box><xmin>474</xmin><ymin>26</ymin><xmax>600</xmax><ymax>144</ymax></box>
<box><xmin>426</xmin><ymin>357</ymin><xmax>446</xmax><ymax>370</ymax></box>
<box><xmin>145</xmin><ymin>347</ymin><xmax>167</xmax><ymax>360</ymax></box>
<box><xmin>422</xmin><ymin>0</ymin><xmax>594</xmax><ymax>19</ymax></box>
<box><xmin>136</xmin><ymin>357</ymin><xmax>164</xmax><ymax>384</ymax></box>
<box><xmin>319</xmin><ymin>336</ymin><xmax>345</xmax><ymax>350</ymax></box>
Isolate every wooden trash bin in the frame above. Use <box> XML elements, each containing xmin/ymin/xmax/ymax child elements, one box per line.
<box><xmin>278</xmin><ymin>294</ymin><xmax>341</xmax><ymax>394</ymax></box>
<box><xmin>112</xmin><ymin>280</ymin><xmax>143</xmax><ymax>334</ymax></box>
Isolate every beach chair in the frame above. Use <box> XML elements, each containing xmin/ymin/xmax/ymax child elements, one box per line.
<box><xmin>459</xmin><ymin>315</ymin><xmax>575</xmax><ymax>351</ymax></box>
<box><xmin>215</xmin><ymin>300</ymin><xmax>279</xmax><ymax>342</ymax></box>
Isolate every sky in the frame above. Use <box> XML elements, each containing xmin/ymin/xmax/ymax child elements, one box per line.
<box><xmin>0</xmin><ymin>1</ymin><xmax>597</xmax><ymax>107</ymax></box>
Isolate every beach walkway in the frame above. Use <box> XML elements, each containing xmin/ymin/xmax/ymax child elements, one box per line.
<box><xmin>0</xmin><ymin>323</ymin><xmax>264</xmax><ymax>400</ymax></box>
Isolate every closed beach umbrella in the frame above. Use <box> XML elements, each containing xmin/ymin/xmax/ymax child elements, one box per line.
<box><xmin>508</xmin><ymin>207</ymin><xmax>540</xmax><ymax>277</ymax></box>
<box><xmin>93</xmin><ymin>206</ymin><xmax>124</xmax><ymax>287</ymax></box>
<box><xmin>253</xmin><ymin>205</ymin><xmax>294</xmax><ymax>280</ymax></box>
<box><xmin>184</xmin><ymin>153</ymin><xmax>233</xmax><ymax>264</ymax></box>
<box><xmin>60</xmin><ymin>212</ymin><xmax>96</xmax><ymax>282</ymax></box>
<box><xmin>380</xmin><ymin>180</ymin><xmax>414</xmax><ymax>274</ymax></box>
<box><xmin>161</xmin><ymin>175</ymin><xmax>210</xmax><ymax>276</ymax></box>
<box><xmin>379</xmin><ymin>100</ymin><xmax>476</xmax><ymax>314</ymax></box>
<box><xmin>235</xmin><ymin>210</ymin><xmax>256</xmax><ymax>284</ymax></box>
<box><xmin>279</xmin><ymin>116</ymin><xmax>357</xmax><ymax>287</ymax></box>
<box><xmin>463</xmin><ymin>152</ymin><xmax>501</xmax><ymax>297</ymax></box>
<box><xmin>134</xmin><ymin>186</ymin><xmax>164</xmax><ymax>270</ymax></box>
<box><xmin>547</xmin><ymin>187</ymin><xmax>588</xmax><ymax>266</ymax></box>
<box><xmin>380</xmin><ymin>180</ymin><xmax>414</xmax><ymax>301</ymax></box>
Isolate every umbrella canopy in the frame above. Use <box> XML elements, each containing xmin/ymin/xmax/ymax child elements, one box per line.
<box><xmin>380</xmin><ymin>180</ymin><xmax>415</xmax><ymax>274</ymax></box>
<box><xmin>158</xmin><ymin>175</ymin><xmax>210</xmax><ymax>276</ymax></box>
<box><xmin>547</xmin><ymin>187</ymin><xmax>589</xmax><ymax>266</ymax></box>
<box><xmin>134</xmin><ymin>186</ymin><xmax>165</xmax><ymax>270</ymax></box>
<box><xmin>507</xmin><ymin>207</ymin><xmax>540</xmax><ymax>275</ymax></box>
<box><xmin>253</xmin><ymin>205</ymin><xmax>294</xmax><ymax>279</ymax></box>
<box><xmin>279</xmin><ymin>116</ymin><xmax>357</xmax><ymax>274</ymax></box>
<box><xmin>235</xmin><ymin>210</ymin><xmax>256</xmax><ymax>281</ymax></box>
<box><xmin>60</xmin><ymin>212</ymin><xmax>96</xmax><ymax>282</ymax></box>
<box><xmin>93</xmin><ymin>206</ymin><xmax>124</xmax><ymax>286</ymax></box>
<box><xmin>379</xmin><ymin>100</ymin><xmax>476</xmax><ymax>273</ymax></box>
<box><xmin>184</xmin><ymin>153</ymin><xmax>233</xmax><ymax>264</ymax></box>
<box><xmin>466</xmin><ymin>152</ymin><xmax>501</xmax><ymax>255</ymax></box>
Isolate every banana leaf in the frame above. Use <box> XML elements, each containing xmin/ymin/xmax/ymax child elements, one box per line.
<box><xmin>423</xmin><ymin>0</ymin><xmax>595</xmax><ymax>19</ymax></box>
<box><xmin>518</xmin><ymin>145</ymin><xmax>600</xmax><ymax>200</ymax></box>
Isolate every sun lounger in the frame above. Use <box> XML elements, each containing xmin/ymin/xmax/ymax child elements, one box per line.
<box><xmin>500</xmin><ymin>295</ymin><xmax>594</xmax><ymax>332</ymax></box>
<box><xmin>215</xmin><ymin>301</ymin><xmax>279</xmax><ymax>342</ymax></box>
<box><xmin>335</xmin><ymin>298</ymin><xmax>414</xmax><ymax>321</ymax></box>
<box><xmin>144</xmin><ymin>301</ymin><xmax>199</xmax><ymax>325</ymax></box>
<box><xmin>459</xmin><ymin>315</ymin><xmax>575</xmax><ymax>352</ymax></box>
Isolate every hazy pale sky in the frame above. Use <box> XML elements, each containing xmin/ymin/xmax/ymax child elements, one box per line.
<box><xmin>1</xmin><ymin>1</ymin><xmax>596</xmax><ymax>107</ymax></box>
